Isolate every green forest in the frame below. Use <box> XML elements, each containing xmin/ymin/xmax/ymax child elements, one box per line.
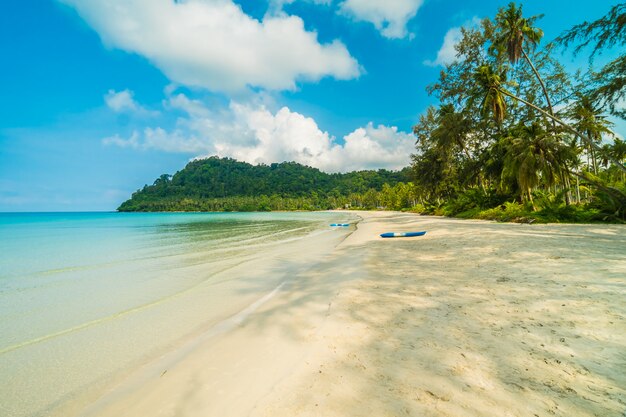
<box><xmin>120</xmin><ymin>3</ymin><xmax>625</xmax><ymax>223</ymax></box>
<box><xmin>118</xmin><ymin>157</ymin><xmax>413</xmax><ymax>212</ymax></box>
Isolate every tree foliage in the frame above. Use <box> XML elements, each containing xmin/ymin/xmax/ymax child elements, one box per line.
<box><xmin>556</xmin><ymin>3</ymin><xmax>626</xmax><ymax>119</ymax></box>
<box><xmin>411</xmin><ymin>2</ymin><xmax>625</xmax><ymax>222</ymax></box>
<box><xmin>118</xmin><ymin>157</ymin><xmax>413</xmax><ymax>212</ymax></box>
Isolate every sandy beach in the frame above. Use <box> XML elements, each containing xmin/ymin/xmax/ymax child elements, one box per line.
<box><xmin>69</xmin><ymin>212</ymin><xmax>625</xmax><ymax>417</ymax></box>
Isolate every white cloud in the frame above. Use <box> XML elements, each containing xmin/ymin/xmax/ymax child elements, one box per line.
<box><xmin>103</xmin><ymin>128</ymin><xmax>212</xmax><ymax>154</ymax></box>
<box><xmin>338</xmin><ymin>123</ymin><xmax>415</xmax><ymax>171</ymax></box>
<box><xmin>268</xmin><ymin>0</ymin><xmax>331</xmax><ymax>13</ymax></box>
<box><xmin>339</xmin><ymin>0</ymin><xmax>424</xmax><ymax>39</ymax></box>
<box><xmin>60</xmin><ymin>0</ymin><xmax>360</xmax><ymax>93</ymax></box>
<box><xmin>102</xmin><ymin>93</ymin><xmax>414</xmax><ymax>172</ymax></box>
<box><xmin>104</xmin><ymin>89</ymin><xmax>159</xmax><ymax>116</ymax></box>
<box><xmin>424</xmin><ymin>17</ymin><xmax>481</xmax><ymax>67</ymax></box>
<box><xmin>423</xmin><ymin>27</ymin><xmax>462</xmax><ymax>67</ymax></box>
<box><xmin>105</xmin><ymin>90</ymin><xmax>139</xmax><ymax>113</ymax></box>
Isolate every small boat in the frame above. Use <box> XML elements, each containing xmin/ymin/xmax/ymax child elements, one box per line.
<box><xmin>330</xmin><ymin>223</ymin><xmax>350</xmax><ymax>227</ymax></box>
<box><xmin>380</xmin><ymin>231</ymin><xmax>426</xmax><ymax>238</ymax></box>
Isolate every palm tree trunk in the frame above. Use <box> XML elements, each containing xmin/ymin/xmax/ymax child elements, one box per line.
<box><xmin>561</xmin><ymin>162</ymin><xmax>573</xmax><ymax>205</ymax></box>
<box><xmin>522</xmin><ymin>49</ymin><xmax>556</xmax><ymax>128</ymax></box>
<box><xmin>586</xmin><ymin>130</ymin><xmax>599</xmax><ymax>174</ymax></box>
<box><xmin>499</xmin><ymin>88</ymin><xmax>626</xmax><ymax>174</ymax></box>
<box><xmin>568</xmin><ymin>169</ymin><xmax>626</xmax><ymax>204</ymax></box>
<box><xmin>527</xmin><ymin>187</ymin><xmax>536</xmax><ymax>211</ymax></box>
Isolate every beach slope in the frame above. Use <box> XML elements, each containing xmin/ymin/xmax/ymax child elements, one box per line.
<box><xmin>253</xmin><ymin>212</ymin><xmax>626</xmax><ymax>417</ymax></box>
<box><xmin>79</xmin><ymin>212</ymin><xmax>626</xmax><ymax>417</ymax></box>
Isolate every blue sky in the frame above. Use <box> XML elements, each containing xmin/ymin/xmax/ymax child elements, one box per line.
<box><xmin>0</xmin><ymin>0</ymin><xmax>620</xmax><ymax>211</ymax></box>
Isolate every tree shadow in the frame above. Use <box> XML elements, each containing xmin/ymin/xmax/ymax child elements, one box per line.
<box><xmin>238</xmin><ymin>219</ymin><xmax>626</xmax><ymax>417</ymax></box>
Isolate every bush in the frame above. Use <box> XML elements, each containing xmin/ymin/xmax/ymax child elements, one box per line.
<box><xmin>408</xmin><ymin>203</ymin><xmax>426</xmax><ymax>214</ymax></box>
<box><xmin>477</xmin><ymin>201</ymin><xmax>533</xmax><ymax>222</ymax></box>
<box><xmin>442</xmin><ymin>188</ymin><xmax>510</xmax><ymax>216</ymax></box>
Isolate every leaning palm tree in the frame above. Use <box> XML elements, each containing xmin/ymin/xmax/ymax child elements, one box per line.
<box><xmin>471</xmin><ymin>63</ymin><xmax>626</xmax><ymax>175</ymax></box>
<box><xmin>556</xmin><ymin>3</ymin><xmax>626</xmax><ymax>119</ymax></box>
<box><xmin>491</xmin><ymin>3</ymin><xmax>556</xmax><ymax>120</ymax></box>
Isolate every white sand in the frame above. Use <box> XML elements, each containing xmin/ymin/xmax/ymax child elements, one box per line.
<box><xmin>72</xmin><ymin>212</ymin><xmax>626</xmax><ymax>417</ymax></box>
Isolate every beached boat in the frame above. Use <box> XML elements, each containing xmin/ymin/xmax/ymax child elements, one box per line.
<box><xmin>380</xmin><ymin>231</ymin><xmax>426</xmax><ymax>238</ymax></box>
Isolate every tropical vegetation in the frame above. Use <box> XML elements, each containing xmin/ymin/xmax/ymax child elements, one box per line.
<box><xmin>410</xmin><ymin>2</ymin><xmax>625</xmax><ymax>222</ymax></box>
<box><xmin>118</xmin><ymin>157</ymin><xmax>414</xmax><ymax>212</ymax></box>
<box><xmin>120</xmin><ymin>3</ymin><xmax>625</xmax><ymax>223</ymax></box>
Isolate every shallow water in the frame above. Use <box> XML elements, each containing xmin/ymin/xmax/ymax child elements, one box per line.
<box><xmin>0</xmin><ymin>211</ymin><xmax>355</xmax><ymax>417</ymax></box>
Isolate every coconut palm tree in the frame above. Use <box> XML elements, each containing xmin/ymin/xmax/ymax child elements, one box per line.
<box><xmin>502</xmin><ymin>122</ymin><xmax>573</xmax><ymax>209</ymax></box>
<box><xmin>608</xmin><ymin>138</ymin><xmax>626</xmax><ymax>183</ymax></box>
<box><xmin>568</xmin><ymin>95</ymin><xmax>614</xmax><ymax>174</ymax></box>
<box><xmin>471</xmin><ymin>63</ymin><xmax>626</xmax><ymax>175</ymax></box>
<box><xmin>556</xmin><ymin>3</ymin><xmax>626</xmax><ymax>119</ymax></box>
<box><xmin>491</xmin><ymin>3</ymin><xmax>556</xmax><ymax>120</ymax></box>
<box><xmin>470</xmin><ymin>65</ymin><xmax>508</xmax><ymax>124</ymax></box>
<box><xmin>610</xmin><ymin>138</ymin><xmax>626</xmax><ymax>166</ymax></box>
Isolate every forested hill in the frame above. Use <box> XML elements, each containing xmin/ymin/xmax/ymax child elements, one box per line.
<box><xmin>118</xmin><ymin>157</ymin><xmax>412</xmax><ymax>211</ymax></box>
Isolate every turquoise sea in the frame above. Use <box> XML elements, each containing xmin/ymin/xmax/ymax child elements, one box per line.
<box><xmin>0</xmin><ymin>211</ymin><xmax>355</xmax><ymax>417</ymax></box>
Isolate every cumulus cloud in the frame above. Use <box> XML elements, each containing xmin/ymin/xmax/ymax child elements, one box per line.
<box><xmin>424</xmin><ymin>18</ymin><xmax>481</xmax><ymax>67</ymax></box>
<box><xmin>423</xmin><ymin>27</ymin><xmax>462</xmax><ymax>66</ymax></box>
<box><xmin>104</xmin><ymin>89</ymin><xmax>159</xmax><ymax>116</ymax></box>
<box><xmin>339</xmin><ymin>0</ymin><xmax>424</xmax><ymax>39</ymax></box>
<box><xmin>105</xmin><ymin>90</ymin><xmax>139</xmax><ymax>113</ymax></box>
<box><xmin>103</xmin><ymin>93</ymin><xmax>414</xmax><ymax>172</ymax></box>
<box><xmin>338</xmin><ymin>123</ymin><xmax>415</xmax><ymax>171</ymax></box>
<box><xmin>102</xmin><ymin>131</ymin><xmax>141</xmax><ymax>148</ymax></box>
<box><xmin>60</xmin><ymin>0</ymin><xmax>360</xmax><ymax>92</ymax></box>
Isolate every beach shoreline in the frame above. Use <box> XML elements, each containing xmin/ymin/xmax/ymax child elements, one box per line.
<box><xmin>60</xmin><ymin>212</ymin><xmax>626</xmax><ymax>416</ymax></box>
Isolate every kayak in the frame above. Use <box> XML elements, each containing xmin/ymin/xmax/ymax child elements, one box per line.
<box><xmin>330</xmin><ymin>223</ymin><xmax>350</xmax><ymax>227</ymax></box>
<box><xmin>380</xmin><ymin>231</ymin><xmax>426</xmax><ymax>238</ymax></box>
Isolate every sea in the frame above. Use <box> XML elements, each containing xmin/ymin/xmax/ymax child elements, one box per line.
<box><xmin>0</xmin><ymin>211</ymin><xmax>355</xmax><ymax>417</ymax></box>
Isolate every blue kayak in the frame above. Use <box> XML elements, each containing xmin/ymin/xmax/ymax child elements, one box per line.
<box><xmin>380</xmin><ymin>231</ymin><xmax>426</xmax><ymax>238</ymax></box>
<box><xmin>330</xmin><ymin>223</ymin><xmax>350</xmax><ymax>227</ymax></box>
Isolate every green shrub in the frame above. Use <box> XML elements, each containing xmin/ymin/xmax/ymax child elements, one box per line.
<box><xmin>477</xmin><ymin>201</ymin><xmax>533</xmax><ymax>222</ymax></box>
<box><xmin>442</xmin><ymin>188</ymin><xmax>510</xmax><ymax>216</ymax></box>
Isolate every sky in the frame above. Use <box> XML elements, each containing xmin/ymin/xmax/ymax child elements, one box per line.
<box><xmin>0</xmin><ymin>0</ymin><xmax>621</xmax><ymax>211</ymax></box>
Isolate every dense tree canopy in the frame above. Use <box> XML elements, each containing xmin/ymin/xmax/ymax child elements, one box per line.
<box><xmin>411</xmin><ymin>2</ymin><xmax>625</xmax><ymax>222</ymax></box>
<box><xmin>118</xmin><ymin>157</ymin><xmax>412</xmax><ymax>212</ymax></box>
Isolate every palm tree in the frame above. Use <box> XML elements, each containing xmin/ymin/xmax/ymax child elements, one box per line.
<box><xmin>470</xmin><ymin>65</ymin><xmax>507</xmax><ymax>124</ymax></box>
<box><xmin>568</xmin><ymin>95</ymin><xmax>614</xmax><ymax>174</ymax></box>
<box><xmin>556</xmin><ymin>3</ymin><xmax>626</xmax><ymax>119</ymax></box>
<box><xmin>491</xmin><ymin>3</ymin><xmax>556</xmax><ymax>120</ymax></box>
<box><xmin>610</xmin><ymin>138</ymin><xmax>626</xmax><ymax>166</ymax></box>
<box><xmin>471</xmin><ymin>64</ymin><xmax>626</xmax><ymax>175</ymax></box>
<box><xmin>502</xmin><ymin>122</ymin><xmax>573</xmax><ymax>209</ymax></box>
<box><xmin>609</xmin><ymin>138</ymin><xmax>626</xmax><ymax>183</ymax></box>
